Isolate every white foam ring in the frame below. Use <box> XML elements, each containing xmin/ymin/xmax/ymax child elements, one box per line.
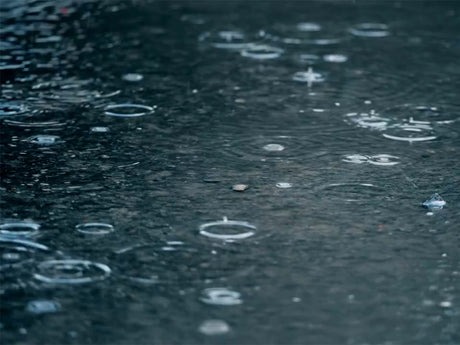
<box><xmin>199</xmin><ymin>217</ymin><xmax>256</xmax><ymax>240</ymax></box>
<box><xmin>33</xmin><ymin>259</ymin><xmax>111</xmax><ymax>284</ymax></box>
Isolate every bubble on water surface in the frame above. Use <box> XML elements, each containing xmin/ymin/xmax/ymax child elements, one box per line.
<box><xmin>199</xmin><ymin>319</ymin><xmax>230</xmax><ymax>335</ymax></box>
<box><xmin>199</xmin><ymin>31</ymin><xmax>252</xmax><ymax>50</ymax></box>
<box><xmin>27</xmin><ymin>134</ymin><xmax>63</xmax><ymax>146</ymax></box>
<box><xmin>33</xmin><ymin>260</ymin><xmax>111</xmax><ymax>284</ymax></box>
<box><xmin>200</xmin><ymin>288</ymin><xmax>243</xmax><ymax>306</ymax></box>
<box><xmin>26</xmin><ymin>300</ymin><xmax>61</xmax><ymax>314</ymax></box>
<box><xmin>349</xmin><ymin>23</ymin><xmax>390</xmax><ymax>37</ymax></box>
<box><xmin>422</xmin><ymin>193</ymin><xmax>446</xmax><ymax>210</ymax></box>
<box><xmin>75</xmin><ymin>223</ymin><xmax>114</xmax><ymax>235</ymax></box>
<box><xmin>241</xmin><ymin>44</ymin><xmax>284</xmax><ymax>60</ymax></box>
<box><xmin>263</xmin><ymin>143</ymin><xmax>285</xmax><ymax>152</ymax></box>
<box><xmin>276</xmin><ymin>182</ymin><xmax>293</xmax><ymax>189</ymax></box>
<box><xmin>199</xmin><ymin>217</ymin><xmax>256</xmax><ymax>241</ymax></box>
<box><xmin>0</xmin><ymin>221</ymin><xmax>41</xmax><ymax>238</ymax></box>
<box><xmin>323</xmin><ymin>54</ymin><xmax>348</xmax><ymax>63</ymax></box>
<box><xmin>122</xmin><ymin>73</ymin><xmax>143</xmax><ymax>82</ymax></box>
<box><xmin>104</xmin><ymin>104</ymin><xmax>155</xmax><ymax>117</ymax></box>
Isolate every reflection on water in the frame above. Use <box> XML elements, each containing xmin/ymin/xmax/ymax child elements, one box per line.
<box><xmin>1</xmin><ymin>0</ymin><xmax>459</xmax><ymax>344</ymax></box>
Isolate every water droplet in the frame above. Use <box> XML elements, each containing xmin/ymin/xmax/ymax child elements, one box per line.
<box><xmin>199</xmin><ymin>218</ymin><xmax>256</xmax><ymax>240</ymax></box>
<box><xmin>75</xmin><ymin>223</ymin><xmax>114</xmax><ymax>235</ymax></box>
<box><xmin>122</xmin><ymin>73</ymin><xmax>143</xmax><ymax>82</ymax></box>
<box><xmin>241</xmin><ymin>44</ymin><xmax>284</xmax><ymax>60</ymax></box>
<box><xmin>0</xmin><ymin>221</ymin><xmax>40</xmax><ymax>238</ymax></box>
<box><xmin>349</xmin><ymin>23</ymin><xmax>390</xmax><ymax>37</ymax></box>
<box><xmin>199</xmin><ymin>319</ymin><xmax>230</xmax><ymax>335</ymax></box>
<box><xmin>200</xmin><ymin>288</ymin><xmax>242</xmax><ymax>306</ymax></box>
<box><xmin>104</xmin><ymin>104</ymin><xmax>155</xmax><ymax>117</ymax></box>
<box><xmin>422</xmin><ymin>193</ymin><xmax>446</xmax><ymax>210</ymax></box>
<box><xmin>292</xmin><ymin>67</ymin><xmax>325</xmax><ymax>87</ymax></box>
<box><xmin>33</xmin><ymin>260</ymin><xmax>111</xmax><ymax>284</ymax></box>
<box><xmin>26</xmin><ymin>300</ymin><xmax>61</xmax><ymax>314</ymax></box>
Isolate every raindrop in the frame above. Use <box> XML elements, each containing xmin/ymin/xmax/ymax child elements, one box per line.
<box><xmin>422</xmin><ymin>193</ymin><xmax>446</xmax><ymax>210</ymax></box>
<box><xmin>199</xmin><ymin>217</ymin><xmax>256</xmax><ymax>241</ymax></box>
<box><xmin>199</xmin><ymin>319</ymin><xmax>230</xmax><ymax>335</ymax></box>
<box><xmin>292</xmin><ymin>67</ymin><xmax>325</xmax><ymax>87</ymax></box>
<box><xmin>0</xmin><ymin>221</ymin><xmax>40</xmax><ymax>238</ymax></box>
<box><xmin>349</xmin><ymin>23</ymin><xmax>390</xmax><ymax>37</ymax></box>
<box><xmin>200</xmin><ymin>288</ymin><xmax>243</xmax><ymax>306</ymax></box>
<box><xmin>104</xmin><ymin>104</ymin><xmax>155</xmax><ymax>117</ymax></box>
<box><xmin>33</xmin><ymin>260</ymin><xmax>111</xmax><ymax>284</ymax></box>
<box><xmin>75</xmin><ymin>223</ymin><xmax>114</xmax><ymax>235</ymax></box>
<box><xmin>199</xmin><ymin>31</ymin><xmax>252</xmax><ymax>50</ymax></box>
<box><xmin>241</xmin><ymin>44</ymin><xmax>284</xmax><ymax>60</ymax></box>
<box><xmin>26</xmin><ymin>300</ymin><xmax>61</xmax><ymax>314</ymax></box>
<box><xmin>122</xmin><ymin>73</ymin><xmax>144</xmax><ymax>82</ymax></box>
<box><xmin>27</xmin><ymin>135</ymin><xmax>63</xmax><ymax>146</ymax></box>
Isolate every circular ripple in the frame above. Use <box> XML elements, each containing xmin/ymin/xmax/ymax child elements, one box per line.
<box><xmin>342</xmin><ymin>154</ymin><xmax>369</xmax><ymax>164</ymax></box>
<box><xmin>104</xmin><ymin>104</ymin><xmax>155</xmax><ymax>117</ymax></box>
<box><xmin>367</xmin><ymin>154</ymin><xmax>400</xmax><ymax>166</ymax></box>
<box><xmin>349</xmin><ymin>23</ymin><xmax>390</xmax><ymax>38</ymax></box>
<box><xmin>0</xmin><ymin>221</ymin><xmax>40</xmax><ymax>238</ymax></box>
<box><xmin>75</xmin><ymin>223</ymin><xmax>114</xmax><ymax>235</ymax></box>
<box><xmin>0</xmin><ymin>103</ymin><xmax>29</xmax><ymax>117</ymax></box>
<box><xmin>315</xmin><ymin>183</ymin><xmax>386</xmax><ymax>202</ymax></box>
<box><xmin>199</xmin><ymin>217</ymin><xmax>256</xmax><ymax>241</ymax></box>
<box><xmin>200</xmin><ymin>287</ymin><xmax>242</xmax><ymax>306</ymax></box>
<box><xmin>383</xmin><ymin>104</ymin><xmax>460</xmax><ymax>125</ymax></box>
<box><xmin>198</xmin><ymin>30</ymin><xmax>253</xmax><ymax>50</ymax></box>
<box><xmin>344</xmin><ymin>110</ymin><xmax>390</xmax><ymax>131</ymax></box>
<box><xmin>27</xmin><ymin>134</ymin><xmax>63</xmax><ymax>146</ymax></box>
<box><xmin>241</xmin><ymin>44</ymin><xmax>284</xmax><ymax>60</ymax></box>
<box><xmin>113</xmin><ymin>242</ymin><xmax>198</xmax><ymax>284</ymax></box>
<box><xmin>33</xmin><ymin>260</ymin><xmax>111</xmax><ymax>284</ymax></box>
<box><xmin>0</xmin><ymin>238</ymin><xmax>49</xmax><ymax>271</ymax></box>
<box><xmin>276</xmin><ymin>182</ymin><xmax>293</xmax><ymax>189</ymax></box>
<box><xmin>383</xmin><ymin>118</ymin><xmax>437</xmax><ymax>143</ymax></box>
<box><xmin>221</xmin><ymin>135</ymin><xmax>321</xmax><ymax>162</ymax></box>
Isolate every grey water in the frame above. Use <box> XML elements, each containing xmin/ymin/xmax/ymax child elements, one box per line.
<box><xmin>1</xmin><ymin>0</ymin><xmax>459</xmax><ymax>344</ymax></box>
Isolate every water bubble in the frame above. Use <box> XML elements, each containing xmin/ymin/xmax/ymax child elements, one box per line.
<box><xmin>27</xmin><ymin>134</ymin><xmax>63</xmax><ymax>146</ymax></box>
<box><xmin>199</xmin><ymin>31</ymin><xmax>252</xmax><ymax>50</ymax></box>
<box><xmin>122</xmin><ymin>73</ymin><xmax>143</xmax><ymax>82</ymax></box>
<box><xmin>33</xmin><ymin>260</ymin><xmax>111</xmax><ymax>284</ymax></box>
<box><xmin>263</xmin><ymin>143</ymin><xmax>285</xmax><ymax>152</ymax></box>
<box><xmin>296</xmin><ymin>22</ymin><xmax>322</xmax><ymax>32</ymax></box>
<box><xmin>75</xmin><ymin>223</ymin><xmax>114</xmax><ymax>235</ymax></box>
<box><xmin>199</xmin><ymin>217</ymin><xmax>256</xmax><ymax>241</ymax></box>
<box><xmin>292</xmin><ymin>67</ymin><xmax>325</xmax><ymax>87</ymax></box>
<box><xmin>276</xmin><ymin>182</ymin><xmax>293</xmax><ymax>189</ymax></box>
<box><xmin>0</xmin><ymin>221</ymin><xmax>40</xmax><ymax>238</ymax></box>
<box><xmin>90</xmin><ymin>126</ymin><xmax>110</xmax><ymax>133</ymax></box>
<box><xmin>104</xmin><ymin>104</ymin><xmax>155</xmax><ymax>117</ymax></box>
<box><xmin>241</xmin><ymin>44</ymin><xmax>284</xmax><ymax>60</ymax></box>
<box><xmin>349</xmin><ymin>23</ymin><xmax>390</xmax><ymax>37</ymax></box>
<box><xmin>26</xmin><ymin>300</ymin><xmax>61</xmax><ymax>314</ymax></box>
<box><xmin>323</xmin><ymin>54</ymin><xmax>348</xmax><ymax>63</ymax></box>
<box><xmin>199</xmin><ymin>319</ymin><xmax>230</xmax><ymax>335</ymax></box>
<box><xmin>200</xmin><ymin>288</ymin><xmax>242</xmax><ymax>306</ymax></box>
<box><xmin>422</xmin><ymin>193</ymin><xmax>446</xmax><ymax>210</ymax></box>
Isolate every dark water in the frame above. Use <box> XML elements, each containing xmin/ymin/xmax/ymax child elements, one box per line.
<box><xmin>1</xmin><ymin>0</ymin><xmax>459</xmax><ymax>344</ymax></box>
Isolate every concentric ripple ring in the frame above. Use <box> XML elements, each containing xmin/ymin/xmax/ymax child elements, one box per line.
<box><xmin>104</xmin><ymin>104</ymin><xmax>154</xmax><ymax>117</ymax></box>
<box><xmin>34</xmin><ymin>259</ymin><xmax>111</xmax><ymax>284</ymax></box>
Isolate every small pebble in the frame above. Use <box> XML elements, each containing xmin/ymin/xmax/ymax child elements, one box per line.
<box><xmin>232</xmin><ymin>184</ymin><xmax>249</xmax><ymax>192</ymax></box>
